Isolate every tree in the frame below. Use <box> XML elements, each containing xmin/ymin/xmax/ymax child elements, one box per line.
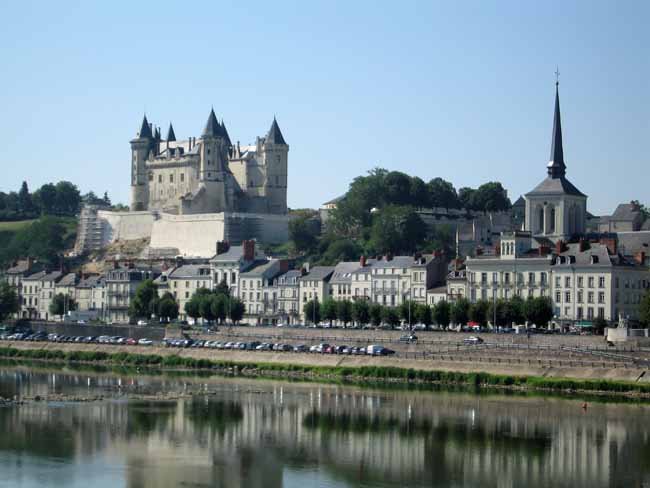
<box><xmin>54</xmin><ymin>181</ymin><xmax>81</xmax><ymax>215</ymax></box>
<box><xmin>289</xmin><ymin>214</ymin><xmax>319</xmax><ymax>253</ymax></box>
<box><xmin>458</xmin><ymin>187</ymin><xmax>476</xmax><ymax>211</ymax></box>
<box><xmin>0</xmin><ymin>283</ymin><xmax>20</xmax><ymax>321</ymax></box>
<box><xmin>352</xmin><ymin>300</ymin><xmax>370</xmax><ymax>326</ymax></box>
<box><xmin>381</xmin><ymin>307</ymin><xmax>400</xmax><ymax>329</ymax></box>
<box><xmin>472</xmin><ymin>182</ymin><xmax>511</xmax><ymax>213</ymax></box>
<box><xmin>157</xmin><ymin>292</ymin><xmax>179</xmax><ymax>322</ymax></box>
<box><xmin>384</xmin><ymin>171</ymin><xmax>412</xmax><ymax>206</ymax></box>
<box><xmin>49</xmin><ymin>293</ymin><xmax>76</xmax><ymax>319</ymax></box>
<box><xmin>409</xmin><ymin>176</ymin><xmax>429</xmax><ymax>208</ymax></box>
<box><xmin>199</xmin><ymin>294</ymin><xmax>218</xmax><ymax>324</ymax></box>
<box><xmin>369</xmin><ymin>303</ymin><xmax>383</xmax><ymax>326</ymax></box>
<box><xmin>228</xmin><ymin>297</ymin><xmax>245</xmax><ymax>324</ymax></box>
<box><xmin>210</xmin><ymin>294</ymin><xmax>227</xmax><ymax>324</ymax></box>
<box><xmin>592</xmin><ymin>316</ymin><xmax>608</xmax><ymax>335</ymax></box>
<box><xmin>469</xmin><ymin>300</ymin><xmax>489</xmax><ymax>325</ymax></box>
<box><xmin>640</xmin><ymin>291</ymin><xmax>650</xmax><ymax>328</ymax></box>
<box><xmin>320</xmin><ymin>298</ymin><xmax>338</xmax><ymax>326</ymax></box>
<box><xmin>319</xmin><ymin>238</ymin><xmax>362</xmax><ymax>265</ymax></box>
<box><xmin>128</xmin><ymin>279</ymin><xmax>158</xmax><ymax>320</ymax></box>
<box><xmin>487</xmin><ymin>299</ymin><xmax>509</xmax><ymax>327</ymax></box>
<box><xmin>337</xmin><ymin>300</ymin><xmax>353</xmax><ymax>327</ymax></box>
<box><xmin>368</xmin><ymin>205</ymin><xmax>426</xmax><ymax>254</ymax></box>
<box><xmin>508</xmin><ymin>295</ymin><xmax>526</xmax><ymax>325</ymax></box>
<box><xmin>398</xmin><ymin>300</ymin><xmax>416</xmax><ymax>327</ymax></box>
<box><xmin>450</xmin><ymin>298</ymin><xmax>470</xmax><ymax>326</ymax></box>
<box><xmin>32</xmin><ymin>183</ymin><xmax>57</xmax><ymax>215</ymax></box>
<box><xmin>427</xmin><ymin>177</ymin><xmax>459</xmax><ymax>210</ymax></box>
<box><xmin>433</xmin><ymin>301</ymin><xmax>450</xmax><ymax>328</ymax></box>
<box><xmin>185</xmin><ymin>297</ymin><xmax>201</xmax><ymax>322</ymax></box>
<box><xmin>214</xmin><ymin>280</ymin><xmax>230</xmax><ymax>297</ymax></box>
<box><xmin>414</xmin><ymin>303</ymin><xmax>432</xmax><ymax>328</ymax></box>
<box><xmin>303</xmin><ymin>298</ymin><xmax>321</xmax><ymax>325</ymax></box>
<box><xmin>102</xmin><ymin>192</ymin><xmax>112</xmax><ymax>206</ymax></box>
<box><xmin>18</xmin><ymin>181</ymin><xmax>34</xmax><ymax>215</ymax></box>
<box><xmin>524</xmin><ymin>296</ymin><xmax>554</xmax><ymax>328</ymax></box>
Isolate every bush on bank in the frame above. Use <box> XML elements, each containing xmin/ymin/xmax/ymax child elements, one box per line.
<box><xmin>1</xmin><ymin>346</ymin><xmax>649</xmax><ymax>396</ymax></box>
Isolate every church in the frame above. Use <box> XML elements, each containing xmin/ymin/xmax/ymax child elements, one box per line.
<box><xmin>130</xmin><ymin>109</ymin><xmax>289</xmax><ymax>215</ymax></box>
<box><xmin>523</xmin><ymin>82</ymin><xmax>587</xmax><ymax>242</ymax></box>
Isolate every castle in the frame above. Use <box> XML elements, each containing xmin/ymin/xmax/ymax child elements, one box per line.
<box><xmin>130</xmin><ymin>109</ymin><xmax>289</xmax><ymax>215</ymax></box>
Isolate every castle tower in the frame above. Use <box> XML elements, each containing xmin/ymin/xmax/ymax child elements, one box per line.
<box><xmin>262</xmin><ymin>117</ymin><xmax>289</xmax><ymax>214</ymax></box>
<box><xmin>524</xmin><ymin>80</ymin><xmax>587</xmax><ymax>242</ymax></box>
<box><xmin>130</xmin><ymin>115</ymin><xmax>155</xmax><ymax>211</ymax></box>
<box><xmin>195</xmin><ymin>108</ymin><xmax>231</xmax><ymax>212</ymax></box>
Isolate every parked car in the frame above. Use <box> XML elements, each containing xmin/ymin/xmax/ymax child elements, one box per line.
<box><xmin>399</xmin><ymin>334</ymin><xmax>418</xmax><ymax>343</ymax></box>
<box><xmin>293</xmin><ymin>344</ymin><xmax>308</xmax><ymax>353</ymax></box>
<box><xmin>256</xmin><ymin>343</ymin><xmax>273</xmax><ymax>351</ymax></box>
<box><xmin>138</xmin><ymin>338</ymin><xmax>153</xmax><ymax>346</ymax></box>
<box><xmin>463</xmin><ymin>336</ymin><xmax>484</xmax><ymax>345</ymax></box>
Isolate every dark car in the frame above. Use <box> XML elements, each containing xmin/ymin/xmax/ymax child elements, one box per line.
<box><xmin>380</xmin><ymin>348</ymin><xmax>396</xmax><ymax>356</ymax></box>
<box><xmin>399</xmin><ymin>334</ymin><xmax>418</xmax><ymax>343</ymax></box>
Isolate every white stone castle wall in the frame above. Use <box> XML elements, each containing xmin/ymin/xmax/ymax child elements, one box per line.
<box><xmin>149</xmin><ymin>212</ymin><xmax>227</xmax><ymax>257</ymax></box>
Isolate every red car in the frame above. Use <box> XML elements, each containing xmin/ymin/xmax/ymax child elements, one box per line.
<box><xmin>126</xmin><ymin>338</ymin><xmax>137</xmax><ymax>346</ymax></box>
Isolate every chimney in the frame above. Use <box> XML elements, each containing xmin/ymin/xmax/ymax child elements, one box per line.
<box><xmin>579</xmin><ymin>238</ymin><xmax>587</xmax><ymax>252</ymax></box>
<box><xmin>301</xmin><ymin>262</ymin><xmax>310</xmax><ymax>275</ymax></box>
<box><xmin>243</xmin><ymin>240</ymin><xmax>255</xmax><ymax>261</ymax></box>
<box><xmin>279</xmin><ymin>259</ymin><xmax>289</xmax><ymax>273</ymax></box>
<box><xmin>600</xmin><ymin>236</ymin><xmax>617</xmax><ymax>255</ymax></box>
<box><xmin>495</xmin><ymin>241</ymin><xmax>501</xmax><ymax>256</ymax></box>
<box><xmin>538</xmin><ymin>245</ymin><xmax>550</xmax><ymax>257</ymax></box>
<box><xmin>360</xmin><ymin>255</ymin><xmax>367</xmax><ymax>267</ymax></box>
<box><xmin>216</xmin><ymin>240</ymin><xmax>230</xmax><ymax>255</ymax></box>
<box><xmin>384</xmin><ymin>253</ymin><xmax>393</xmax><ymax>262</ymax></box>
<box><xmin>635</xmin><ymin>251</ymin><xmax>646</xmax><ymax>265</ymax></box>
<box><xmin>175</xmin><ymin>256</ymin><xmax>184</xmax><ymax>268</ymax></box>
<box><xmin>555</xmin><ymin>240</ymin><xmax>566</xmax><ymax>254</ymax></box>
<box><xmin>476</xmin><ymin>247</ymin><xmax>483</xmax><ymax>256</ymax></box>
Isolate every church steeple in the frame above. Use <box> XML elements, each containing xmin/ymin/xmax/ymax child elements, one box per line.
<box><xmin>547</xmin><ymin>81</ymin><xmax>566</xmax><ymax>178</ymax></box>
<box><xmin>166</xmin><ymin>123</ymin><xmax>176</xmax><ymax>142</ymax></box>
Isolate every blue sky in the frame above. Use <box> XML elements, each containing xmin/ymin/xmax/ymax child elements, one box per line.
<box><xmin>0</xmin><ymin>0</ymin><xmax>648</xmax><ymax>215</ymax></box>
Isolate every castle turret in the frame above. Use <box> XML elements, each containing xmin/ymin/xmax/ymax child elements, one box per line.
<box><xmin>130</xmin><ymin>114</ymin><xmax>155</xmax><ymax>211</ymax></box>
<box><xmin>262</xmin><ymin>117</ymin><xmax>289</xmax><ymax>214</ymax></box>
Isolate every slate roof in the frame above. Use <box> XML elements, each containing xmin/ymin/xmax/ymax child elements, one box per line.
<box><xmin>427</xmin><ymin>285</ymin><xmax>448</xmax><ymax>294</ymax></box>
<box><xmin>301</xmin><ymin>266</ymin><xmax>334</xmax><ymax>282</ymax></box>
<box><xmin>554</xmin><ymin>243</ymin><xmax>611</xmax><ymax>268</ymax></box>
<box><xmin>22</xmin><ymin>271</ymin><xmax>47</xmax><ymax>281</ymax></box>
<box><xmin>616</xmin><ymin>231</ymin><xmax>650</xmax><ymax>256</ymax></box>
<box><xmin>202</xmin><ymin>108</ymin><xmax>223</xmax><ymax>138</ymax></box>
<box><xmin>512</xmin><ymin>196</ymin><xmax>525</xmax><ymax>207</ymax></box>
<box><xmin>330</xmin><ymin>261</ymin><xmax>362</xmax><ymax>284</ymax></box>
<box><xmin>168</xmin><ymin>264</ymin><xmax>212</xmax><ymax>279</ymax></box>
<box><xmin>6</xmin><ymin>260</ymin><xmax>32</xmax><ymax>275</ymax></box>
<box><xmin>138</xmin><ymin>115</ymin><xmax>152</xmax><ymax>139</ymax></box>
<box><xmin>56</xmin><ymin>273</ymin><xmax>78</xmax><ymax>287</ymax></box>
<box><xmin>240</xmin><ymin>260</ymin><xmax>281</xmax><ymax>279</ymax></box>
<box><xmin>265</xmin><ymin>117</ymin><xmax>287</xmax><ymax>145</ymax></box>
<box><xmin>611</xmin><ymin>203</ymin><xmax>641</xmax><ymax>222</ymax></box>
<box><xmin>77</xmin><ymin>275</ymin><xmax>103</xmax><ymax>288</ymax></box>
<box><xmin>547</xmin><ymin>84</ymin><xmax>566</xmax><ymax>178</ymax></box>
<box><xmin>166</xmin><ymin>123</ymin><xmax>176</xmax><ymax>142</ymax></box>
<box><xmin>211</xmin><ymin>245</ymin><xmax>244</xmax><ymax>262</ymax></box>
<box><xmin>525</xmin><ymin>175</ymin><xmax>585</xmax><ymax>197</ymax></box>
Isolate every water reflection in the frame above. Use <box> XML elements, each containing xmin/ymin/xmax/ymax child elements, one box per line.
<box><xmin>0</xmin><ymin>367</ymin><xmax>649</xmax><ymax>487</ymax></box>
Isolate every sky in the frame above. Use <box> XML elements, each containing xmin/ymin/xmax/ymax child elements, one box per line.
<box><xmin>0</xmin><ymin>0</ymin><xmax>648</xmax><ymax>215</ymax></box>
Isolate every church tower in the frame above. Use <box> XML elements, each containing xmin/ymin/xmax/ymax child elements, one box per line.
<box><xmin>130</xmin><ymin>115</ymin><xmax>155</xmax><ymax>211</ymax></box>
<box><xmin>262</xmin><ymin>117</ymin><xmax>289</xmax><ymax>214</ymax></box>
<box><xmin>524</xmin><ymin>80</ymin><xmax>587</xmax><ymax>242</ymax></box>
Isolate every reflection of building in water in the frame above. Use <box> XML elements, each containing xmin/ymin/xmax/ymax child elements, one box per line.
<box><xmin>2</xmin><ymin>370</ymin><xmax>650</xmax><ymax>488</ymax></box>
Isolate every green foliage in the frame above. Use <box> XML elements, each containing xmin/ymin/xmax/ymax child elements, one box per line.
<box><xmin>157</xmin><ymin>292</ymin><xmax>179</xmax><ymax>322</ymax></box>
<box><xmin>303</xmin><ymin>298</ymin><xmax>321</xmax><ymax>324</ymax></box>
<box><xmin>369</xmin><ymin>303</ymin><xmax>383</xmax><ymax>326</ymax></box>
<box><xmin>289</xmin><ymin>213</ymin><xmax>319</xmax><ymax>253</ymax></box>
<box><xmin>351</xmin><ymin>300</ymin><xmax>370</xmax><ymax>326</ymax></box>
<box><xmin>0</xmin><ymin>282</ymin><xmax>20</xmax><ymax>321</ymax></box>
<box><xmin>427</xmin><ymin>177</ymin><xmax>459</xmax><ymax>210</ymax></box>
<box><xmin>228</xmin><ymin>297</ymin><xmax>245</xmax><ymax>323</ymax></box>
<box><xmin>523</xmin><ymin>296</ymin><xmax>554</xmax><ymax>327</ymax></box>
<box><xmin>320</xmin><ymin>297</ymin><xmax>338</xmax><ymax>325</ymax></box>
<box><xmin>318</xmin><ymin>238</ymin><xmax>363</xmax><ymax>265</ymax></box>
<box><xmin>368</xmin><ymin>205</ymin><xmax>426</xmax><ymax>254</ymax></box>
<box><xmin>336</xmin><ymin>300</ymin><xmax>353</xmax><ymax>326</ymax></box>
<box><xmin>469</xmin><ymin>300</ymin><xmax>489</xmax><ymax>325</ymax></box>
<box><xmin>210</xmin><ymin>294</ymin><xmax>227</xmax><ymax>324</ymax></box>
<box><xmin>414</xmin><ymin>303</ymin><xmax>432</xmax><ymax>327</ymax></box>
<box><xmin>128</xmin><ymin>279</ymin><xmax>158</xmax><ymax>320</ymax></box>
<box><xmin>0</xmin><ymin>216</ymin><xmax>77</xmax><ymax>267</ymax></box>
<box><xmin>433</xmin><ymin>300</ymin><xmax>451</xmax><ymax>327</ymax></box>
<box><xmin>381</xmin><ymin>307</ymin><xmax>400</xmax><ymax>328</ymax></box>
<box><xmin>397</xmin><ymin>300</ymin><xmax>416</xmax><ymax>325</ymax></box>
<box><xmin>450</xmin><ymin>298</ymin><xmax>470</xmax><ymax>326</ymax></box>
<box><xmin>49</xmin><ymin>293</ymin><xmax>77</xmax><ymax>318</ymax></box>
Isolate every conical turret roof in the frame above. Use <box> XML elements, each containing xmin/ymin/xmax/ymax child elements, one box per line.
<box><xmin>547</xmin><ymin>83</ymin><xmax>566</xmax><ymax>178</ymax></box>
<box><xmin>221</xmin><ymin>119</ymin><xmax>231</xmax><ymax>146</ymax></box>
<box><xmin>265</xmin><ymin>117</ymin><xmax>287</xmax><ymax>145</ymax></box>
<box><xmin>166</xmin><ymin>123</ymin><xmax>176</xmax><ymax>142</ymax></box>
<box><xmin>202</xmin><ymin>108</ymin><xmax>222</xmax><ymax>138</ymax></box>
<box><xmin>138</xmin><ymin>115</ymin><xmax>153</xmax><ymax>139</ymax></box>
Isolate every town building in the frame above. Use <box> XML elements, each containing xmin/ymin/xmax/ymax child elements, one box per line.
<box><xmin>20</xmin><ymin>270</ymin><xmax>63</xmax><ymax>321</ymax></box>
<box><xmin>272</xmin><ymin>270</ymin><xmax>302</xmax><ymax>325</ymax></box>
<box><xmin>239</xmin><ymin>259</ymin><xmax>287</xmax><ymax>324</ymax></box>
<box><xmin>105</xmin><ymin>266</ymin><xmax>160</xmax><ymax>323</ymax></box>
<box><xmin>163</xmin><ymin>263</ymin><xmax>213</xmax><ymax>321</ymax></box>
<box><xmin>209</xmin><ymin>240</ymin><xmax>264</xmax><ymax>298</ymax></box>
<box><xmin>299</xmin><ymin>266</ymin><xmax>335</xmax><ymax>322</ymax></box>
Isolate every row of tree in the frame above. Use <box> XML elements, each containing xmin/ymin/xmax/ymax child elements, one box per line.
<box><xmin>0</xmin><ymin>181</ymin><xmax>83</xmax><ymax>221</ymax></box>
<box><xmin>184</xmin><ymin>284</ymin><xmax>245</xmax><ymax>325</ymax></box>
<box><xmin>302</xmin><ymin>295</ymin><xmax>555</xmax><ymax>329</ymax></box>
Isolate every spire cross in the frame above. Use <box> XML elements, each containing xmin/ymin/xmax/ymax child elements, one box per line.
<box><xmin>555</xmin><ymin>67</ymin><xmax>560</xmax><ymax>86</ymax></box>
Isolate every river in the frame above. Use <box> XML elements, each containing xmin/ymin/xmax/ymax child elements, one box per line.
<box><xmin>0</xmin><ymin>365</ymin><xmax>649</xmax><ymax>488</ymax></box>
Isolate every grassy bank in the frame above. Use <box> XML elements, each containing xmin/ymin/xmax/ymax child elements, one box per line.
<box><xmin>1</xmin><ymin>346</ymin><xmax>649</xmax><ymax>397</ymax></box>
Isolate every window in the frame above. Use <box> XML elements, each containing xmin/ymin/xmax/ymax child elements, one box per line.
<box><xmin>528</xmin><ymin>272</ymin><xmax>535</xmax><ymax>284</ymax></box>
<box><xmin>481</xmin><ymin>273</ymin><xmax>487</xmax><ymax>284</ymax></box>
<box><xmin>599</xmin><ymin>276</ymin><xmax>605</xmax><ymax>288</ymax></box>
<box><xmin>565</xmin><ymin>277</ymin><xmax>571</xmax><ymax>288</ymax></box>
<box><xmin>615</xmin><ymin>277</ymin><xmax>620</xmax><ymax>288</ymax></box>
<box><xmin>149</xmin><ymin>173</ymin><xmax>153</xmax><ymax>181</ymax></box>
<box><xmin>565</xmin><ymin>291</ymin><xmax>571</xmax><ymax>303</ymax></box>
<box><xmin>598</xmin><ymin>307</ymin><xmax>605</xmax><ymax>319</ymax></box>
<box><xmin>588</xmin><ymin>277</ymin><xmax>594</xmax><ymax>288</ymax></box>
<box><xmin>577</xmin><ymin>290</ymin><xmax>583</xmax><ymax>303</ymax></box>
<box><xmin>158</xmin><ymin>175</ymin><xmax>163</xmax><ymax>183</ymax></box>
<box><xmin>180</xmin><ymin>173</ymin><xmax>185</xmax><ymax>182</ymax></box>
<box><xmin>577</xmin><ymin>307</ymin><xmax>583</xmax><ymax>319</ymax></box>
<box><xmin>555</xmin><ymin>291</ymin><xmax>561</xmax><ymax>303</ymax></box>
<box><xmin>541</xmin><ymin>272</ymin><xmax>547</xmax><ymax>285</ymax></box>
<box><xmin>555</xmin><ymin>276</ymin><xmax>561</xmax><ymax>287</ymax></box>
<box><xmin>504</xmin><ymin>273</ymin><xmax>510</xmax><ymax>284</ymax></box>
<box><xmin>577</xmin><ymin>276</ymin><xmax>583</xmax><ymax>288</ymax></box>
<box><xmin>598</xmin><ymin>292</ymin><xmax>605</xmax><ymax>304</ymax></box>
<box><xmin>588</xmin><ymin>292</ymin><xmax>594</xmax><ymax>304</ymax></box>
<box><xmin>492</xmin><ymin>273</ymin><xmax>498</xmax><ymax>284</ymax></box>
<box><xmin>169</xmin><ymin>174</ymin><xmax>174</xmax><ymax>183</ymax></box>
<box><xmin>587</xmin><ymin>308</ymin><xmax>594</xmax><ymax>319</ymax></box>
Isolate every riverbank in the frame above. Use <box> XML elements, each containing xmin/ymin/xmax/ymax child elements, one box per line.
<box><xmin>1</xmin><ymin>341</ymin><xmax>650</xmax><ymax>398</ymax></box>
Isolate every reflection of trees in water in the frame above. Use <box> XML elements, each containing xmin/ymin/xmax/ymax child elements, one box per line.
<box><xmin>0</xmin><ymin>408</ymin><xmax>76</xmax><ymax>459</ymax></box>
<box><xmin>185</xmin><ymin>397</ymin><xmax>243</xmax><ymax>434</ymax></box>
<box><xmin>127</xmin><ymin>400</ymin><xmax>177</xmax><ymax>436</ymax></box>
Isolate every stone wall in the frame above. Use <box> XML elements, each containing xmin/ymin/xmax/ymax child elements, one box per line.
<box><xmin>27</xmin><ymin>321</ymin><xmax>166</xmax><ymax>340</ymax></box>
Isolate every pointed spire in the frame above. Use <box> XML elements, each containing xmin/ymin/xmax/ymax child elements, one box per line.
<box><xmin>547</xmin><ymin>81</ymin><xmax>566</xmax><ymax>178</ymax></box>
<box><xmin>166</xmin><ymin>123</ymin><xmax>176</xmax><ymax>142</ymax></box>
<box><xmin>220</xmin><ymin>119</ymin><xmax>231</xmax><ymax>146</ymax></box>
<box><xmin>138</xmin><ymin>114</ymin><xmax>152</xmax><ymax>139</ymax></box>
<box><xmin>202</xmin><ymin>107</ymin><xmax>221</xmax><ymax>138</ymax></box>
<box><xmin>154</xmin><ymin>126</ymin><xmax>161</xmax><ymax>141</ymax></box>
<box><xmin>265</xmin><ymin>116</ymin><xmax>287</xmax><ymax>145</ymax></box>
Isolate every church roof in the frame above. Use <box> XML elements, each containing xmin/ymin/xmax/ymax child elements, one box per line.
<box><xmin>138</xmin><ymin>115</ymin><xmax>153</xmax><ymax>139</ymax></box>
<box><xmin>547</xmin><ymin>83</ymin><xmax>566</xmax><ymax>178</ymax></box>
<box><xmin>166</xmin><ymin>123</ymin><xmax>176</xmax><ymax>142</ymax></box>
<box><xmin>265</xmin><ymin>117</ymin><xmax>287</xmax><ymax>145</ymax></box>
<box><xmin>526</xmin><ymin>175</ymin><xmax>586</xmax><ymax>197</ymax></box>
